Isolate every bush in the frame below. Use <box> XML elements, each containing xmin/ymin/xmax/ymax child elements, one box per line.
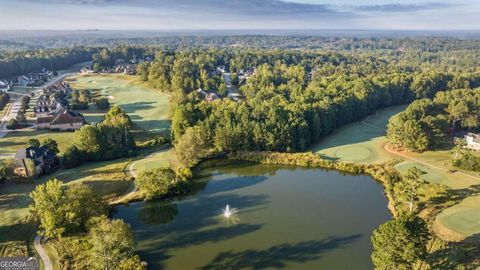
<box><xmin>453</xmin><ymin>151</ymin><xmax>480</xmax><ymax>172</ymax></box>
<box><xmin>70</xmin><ymin>102</ymin><xmax>89</xmax><ymax>110</ymax></box>
<box><xmin>62</xmin><ymin>145</ymin><xmax>85</xmax><ymax>169</ymax></box>
<box><xmin>0</xmin><ymin>92</ymin><xmax>10</xmax><ymax>111</ymax></box>
<box><xmin>95</xmin><ymin>97</ymin><xmax>110</xmax><ymax>110</ymax></box>
<box><xmin>6</xmin><ymin>119</ymin><xmax>19</xmax><ymax>130</ymax></box>
<box><xmin>19</xmin><ymin>96</ymin><xmax>30</xmax><ymax>112</ymax></box>
<box><xmin>135</xmin><ymin>136</ymin><xmax>169</xmax><ymax>149</ymax></box>
<box><xmin>0</xmin><ymin>159</ymin><xmax>15</xmax><ymax>182</ymax></box>
<box><xmin>136</xmin><ymin>168</ymin><xmax>177</xmax><ymax>200</ymax></box>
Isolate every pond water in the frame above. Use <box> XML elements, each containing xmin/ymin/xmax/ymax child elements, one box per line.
<box><xmin>113</xmin><ymin>161</ymin><xmax>390</xmax><ymax>270</ymax></box>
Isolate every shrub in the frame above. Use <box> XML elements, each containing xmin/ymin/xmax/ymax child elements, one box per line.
<box><xmin>62</xmin><ymin>145</ymin><xmax>85</xmax><ymax>169</ymax></box>
<box><xmin>453</xmin><ymin>151</ymin><xmax>480</xmax><ymax>172</ymax></box>
<box><xmin>95</xmin><ymin>97</ymin><xmax>110</xmax><ymax>110</ymax></box>
<box><xmin>0</xmin><ymin>92</ymin><xmax>10</xmax><ymax>110</ymax></box>
<box><xmin>136</xmin><ymin>168</ymin><xmax>177</xmax><ymax>200</ymax></box>
<box><xmin>6</xmin><ymin>119</ymin><xmax>19</xmax><ymax>130</ymax></box>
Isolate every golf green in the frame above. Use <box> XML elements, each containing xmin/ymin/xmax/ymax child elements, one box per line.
<box><xmin>71</xmin><ymin>74</ymin><xmax>171</xmax><ymax>133</ymax></box>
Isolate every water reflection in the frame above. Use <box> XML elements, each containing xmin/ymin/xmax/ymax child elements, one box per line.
<box><xmin>200</xmin><ymin>235</ymin><xmax>362</xmax><ymax>270</ymax></box>
<box><xmin>138</xmin><ymin>201</ymin><xmax>178</xmax><ymax>225</ymax></box>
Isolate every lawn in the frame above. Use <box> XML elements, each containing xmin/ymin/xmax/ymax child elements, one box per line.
<box><xmin>0</xmin><ymin>102</ymin><xmax>11</xmax><ymax>119</ymax></box>
<box><xmin>130</xmin><ymin>147</ymin><xmax>177</xmax><ymax>177</ymax></box>
<box><xmin>312</xmin><ymin>105</ymin><xmax>407</xmax><ymax>163</ymax></box>
<box><xmin>0</xmin><ymin>158</ymin><xmax>132</xmax><ymax>261</ymax></box>
<box><xmin>434</xmin><ymin>195</ymin><xmax>480</xmax><ymax>241</ymax></box>
<box><xmin>0</xmin><ymin>129</ymin><xmax>76</xmax><ymax>159</ymax></box>
<box><xmin>70</xmin><ymin>74</ymin><xmax>171</xmax><ymax>135</ymax></box>
<box><xmin>0</xmin><ymin>159</ymin><xmax>132</xmax><ymax>227</ymax></box>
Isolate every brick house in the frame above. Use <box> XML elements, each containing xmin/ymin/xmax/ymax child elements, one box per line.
<box><xmin>37</xmin><ymin>108</ymin><xmax>85</xmax><ymax>131</ymax></box>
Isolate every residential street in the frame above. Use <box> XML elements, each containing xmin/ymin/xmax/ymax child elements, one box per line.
<box><xmin>0</xmin><ymin>72</ymin><xmax>75</xmax><ymax>139</ymax></box>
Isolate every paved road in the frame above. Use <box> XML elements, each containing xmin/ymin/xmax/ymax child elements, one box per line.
<box><xmin>34</xmin><ymin>235</ymin><xmax>53</xmax><ymax>270</ymax></box>
<box><xmin>223</xmin><ymin>72</ymin><xmax>240</xmax><ymax>98</ymax></box>
<box><xmin>384</xmin><ymin>142</ymin><xmax>480</xmax><ymax>181</ymax></box>
<box><xmin>0</xmin><ymin>99</ymin><xmax>21</xmax><ymax>139</ymax></box>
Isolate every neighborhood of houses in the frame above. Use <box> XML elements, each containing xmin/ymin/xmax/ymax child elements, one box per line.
<box><xmin>195</xmin><ymin>66</ymin><xmax>256</xmax><ymax>103</ymax></box>
<box><xmin>34</xmin><ymin>82</ymin><xmax>86</xmax><ymax>131</ymax></box>
<box><xmin>10</xmin><ymin>80</ymin><xmax>85</xmax><ymax>178</ymax></box>
<box><xmin>80</xmin><ymin>56</ymin><xmax>151</xmax><ymax>75</ymax></box>
<box><xmin>0</xmin><ymin>68</ymin><xmax>54</xmax><ymax>92</ymax></box>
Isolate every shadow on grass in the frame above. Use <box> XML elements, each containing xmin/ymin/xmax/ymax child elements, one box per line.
<box><xmin>199</xmin><ymin>235</ymin><xmax>361</xmax><ymax>270</ymax></box>
<box><xmin>426</xmin><ymin>184</ymin><xmax>480</xmax><ymax>212</ymax></box>
<box><xmin>120</xmin><ymin>102</ymin><xmax>157</xmax><ymax>114</ymax></box>
<box><xmin>427</xmin><ymin>239</ymin><xmax>480</xmax><ymax>269</ymax></box>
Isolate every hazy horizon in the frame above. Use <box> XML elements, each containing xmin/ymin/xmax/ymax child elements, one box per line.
<box><xmin>1</xmin><ymin>0</ymin><xmax>479</xmax><ymax>31</ymax></box>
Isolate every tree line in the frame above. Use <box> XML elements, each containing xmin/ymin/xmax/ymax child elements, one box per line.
<box><xmin>0</xmin><ymin>47</ymin><xmax>95</xmax><ymax>79</ymax></box>
<box><xmin>132</xmin><ymin>48</ymin><xmax>480</xmax><ymax>158</ymax></box>
<box><xmin>30</xmin><ymin>179</ymin><xmax>144</xmax><ymax>269</ymax></box>
<box><xmin>62</xmin><ymin>106</ymin><xmax>135</xmax><ymax>168</ymax></box>
<box><xmin>388</xmin><ymin>88</ymin><xmax>480</xmax><ymax>151</ymax></box>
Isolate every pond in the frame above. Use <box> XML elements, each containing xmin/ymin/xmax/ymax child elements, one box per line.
<box><xmin>113</xmin><ymin>161</ymin><xmax>390</xmax><ymax>269</ymax></box>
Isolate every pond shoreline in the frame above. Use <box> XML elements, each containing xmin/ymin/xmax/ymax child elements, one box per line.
<box><xmin>113</xmin><ymin>159</ymin><xmax>391</xmax><ymax>270</ymax></box>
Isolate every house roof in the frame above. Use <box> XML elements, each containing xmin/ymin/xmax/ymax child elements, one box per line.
<box><xmin>50</xmin><ymin>110</ymin><xmax>85</xmax><ymax>125</ymax></box>
<box><xmin>467</xmin><ymin>133</ymin><xmax>480</xmax><ymax>143</ymax></box>
<box><xmin>15</xmin><ymin>146</ymin><xmax>56</xmax><ymax>167</ymax></box>
<box><xmin>37</xmin><ymin>116</ymin><xmax>53</xmax><ymax>124</ymax></box>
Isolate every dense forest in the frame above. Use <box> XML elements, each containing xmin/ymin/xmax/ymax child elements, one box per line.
<box><xmin>388</xmin><ymin>89</ymin><xmax>480</xmax><ymax>151</ymax></box>
<box><xmin>133</xmin><ymin>47</ymin><xmax>480</xmax><ymax>154</ymax></box>
<box><xmin>0</xmin><ymin>47</ymin><xmax>95</xmax><ymax>79</ymax></box>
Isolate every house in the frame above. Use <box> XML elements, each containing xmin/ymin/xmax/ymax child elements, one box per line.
<box><xmin>196</xmin><ymin>88</ymin><xmax>221</xmax><ymax>102</ymax></box>
<box><xmin>196</xmin><ymin>88</ymin><xmax>208</xmax><ymax>97</ymax></box>
<box><xmin>43</xmin><ymin>82</ymin><xmax>72</xmax><ymax>95</ymax></box>
<box><xmin>80</xmin><ymin>66</ymin><xmax>94</xmax><ymax>74</ymax></box>
<box><xmin>115</xmin><ymin>65</ymin><xmax>136</xmax><ymax>75</ymax></box>
<box><xmin>465</xmin><ymin>133</ymin><xmax>480</xmax><ymax>151</ymax></box>
<box><xmin>17</xmin><ymin>75</ymin><xmax>35</xmax><ymax>87</ymax></box>
<box><xmin>123</xmin><ymin>65</ymin><xmax>136</xmax><ymax>75</ymax></box>
<box><xmin>0</xmin><ymin>80</ymin><xmax>10</xmax><ymax>92</ymax></box>
<box><xmin>35</xmin><ymin>94</ymin><xmax>69</xmax><ymax>117</ymax></box>
<box><xmin>14</xmin><ymin>146</ymin><xmax>59</xmax><ymax>177</ymax></box>
<box><xmin>216</xmin><ymin>66</ymin><xmax>226</xmax><ymax>75</ymax></box>
<box><xmin>227</xmin><ymin>92</ymin><xmax>241</xmax><ymax>102</ymax></box>
<box><xmin>37</xmin><ymin>108</ymin><xmax>85</xmax><ymax>131</ymax></box>
<box><xmin>205</xmin><ymin>92</ymin><xmax>220</xmax><ymax>102</ymax></box>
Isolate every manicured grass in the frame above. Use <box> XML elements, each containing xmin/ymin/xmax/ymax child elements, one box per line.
<box><xmin>0</xmin><ymin>102</ymin><xmax>11</xmax><ymax>118</ymax></box>
<box><xmin>0</xmin><ymin>129</ymin><xmax>76</xmax><ymax>159</ymax></box>
<box><xmin>0</xmin><ymin>159</ymin><xmax>131</xmax><ymax>258</ymax></box>
<box><xmin>9</xmin><ymin>86</ymin><xmax>32</xmax><ymax>95</ymax></box>
<box><xmin>130</xmin><ymin>147</ymin><xmax>177</xmax><ymax>176</ymax></box>
<box><xmin>312</xmin><ymin>105</ymin><xmax>407</xmax><ymax>163</ymax></box>
<box><xmin>435</xmin><ymin>196</ymin><xmax>480</xmax><ymax>241</ymax></box>
<box><xmin>394</xmin><ymin>153</ymin><xmax>480</xmax><ymax>190</ymax></box>
<box><xmin>70</xmin><ymin>74</ymin><xmax>171</xmax><ymax>134</ymax></box>
<box><xmin>0</xmin><ymin>159</ymin><xmax>132</xmax><ymax>227</ymax></box>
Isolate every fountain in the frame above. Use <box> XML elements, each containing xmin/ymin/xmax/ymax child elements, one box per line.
<box><xmin>222</xmin><ymin>204</ymin><xmax>239</xmax><ymax>219</ymax></box>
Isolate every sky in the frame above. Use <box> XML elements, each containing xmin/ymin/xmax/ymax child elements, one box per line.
<box><xmin>0</xmin><ymin>0</ymin><xmax>479</xmax><ymax>30</ymax></box>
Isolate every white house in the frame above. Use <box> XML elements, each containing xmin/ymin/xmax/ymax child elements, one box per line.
<box><xmin>465</xmin><ymin>133</ymin><xmax>480</xmax><ymax>151</ymax></box>
<box><xmin>80</xmin><ymin>66</ymin><xmax>94</xmax><ymax>74</ymax></box>
<box><xmin>18</xmin><ymin>75</ymin><xmax>35</xmax><ymax>87</ymax></box>
<box><xmin>0</xmin><ymin>80</ymin><xmax>10</xmax><ymax>92</ymax></box>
